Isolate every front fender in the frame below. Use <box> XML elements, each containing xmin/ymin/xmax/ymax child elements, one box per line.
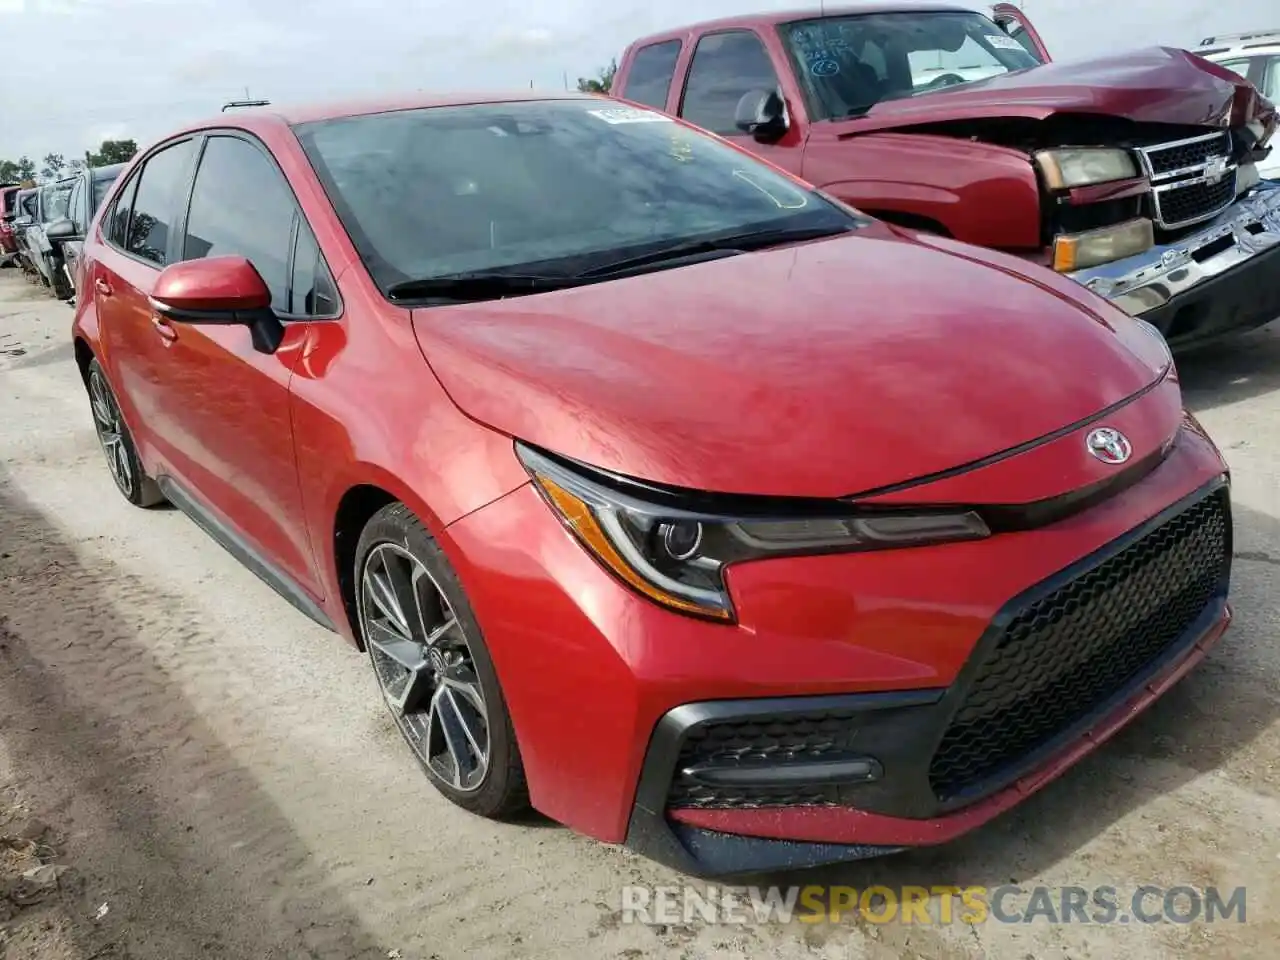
<box><xmin>805</xmin><ymin>131</ymin><xmax>1043</xmax><ymax>249</ymax></box>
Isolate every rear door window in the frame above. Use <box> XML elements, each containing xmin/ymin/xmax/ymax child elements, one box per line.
<box><xmin>124</xmin><ymin>139</ymin><xmax>198</xmax><ymax>265</ymax></box>
<box><xmin>620</xmin><ymin>40</ymin><xmax>682</xmax><ymax>109</ymax></box>
<box><xmin>107</xmin><ymin>175</ymin><xmax>139</xmax><ymax>248</ymax></box>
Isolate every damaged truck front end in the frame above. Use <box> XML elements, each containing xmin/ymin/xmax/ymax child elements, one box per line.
<box><xmin>788</xmin><ymin>14</ymin><xmax>1280</xmax><ymax>350</ymax></box>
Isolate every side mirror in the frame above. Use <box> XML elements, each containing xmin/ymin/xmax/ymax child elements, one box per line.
<box><xmin>150</xmin><ymin>256</ymin><xmax>285</xmax><ymax>354</ymax></box>
<box><xmin>735</xmin><ymin>88</ymin><xmax>789</xmax><ymax>142</ymax></box>
<box><xmin>45</xmin><ymin>217</ymin><xmax>77</xmax><ymax>241</ymax></box>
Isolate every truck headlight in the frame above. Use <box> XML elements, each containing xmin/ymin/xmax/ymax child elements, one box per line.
<box><xmin>517</xmin><ymin>444</ymin><xmax>990</xmax><ymax>622</ymax></box>
<box><xmin>1035</xmin><ymin>148</ymin><xmax>1140</xmax><ymax>189</ymax></box>
<box><xmin>1053</xmin><ymin>218</ymin><xmax>1154</xmax><ymax>272</ymax></box>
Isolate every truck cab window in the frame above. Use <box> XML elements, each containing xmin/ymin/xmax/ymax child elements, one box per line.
<box><xmin>621</xmin><ymin>40</ymin><xmax>682</xmax><ymax>109</ymax></box>
<box><xmin>680</xmin><ymin>31</ymin><xmax>780</xmax><ymax>136</ymax></box>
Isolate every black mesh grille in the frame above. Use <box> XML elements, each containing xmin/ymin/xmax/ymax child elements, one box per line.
<box><xmin>928</xmin><ymin>488</ymin><xmax>1229</xmax><ymax>801</ymax></box>
<box><xmin>667</xmin><ymin>711</ymin><xmax>864</xmax><ymax>808</ymax></box>
<box><xmin>1142</xmin><ymin>133</ymin><xmax>1231</xmax><ymax>177</ymax></box>
<box><xmin>1155</xmin><ymin>174</ymin><xmax>1237</xmax><ymax>228</ymax></box>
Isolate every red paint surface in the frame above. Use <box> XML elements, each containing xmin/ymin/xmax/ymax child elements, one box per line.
<box><xmin>151</xmin><ymin>256</ymin><xmax>272</xmax><ymax>312</ymax></box>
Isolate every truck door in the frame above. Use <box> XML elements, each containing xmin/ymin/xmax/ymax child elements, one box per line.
<box><xmin>991</xmin><ymin>3</ymin><xmax>1051</xmax><ymax>62</ymax></box>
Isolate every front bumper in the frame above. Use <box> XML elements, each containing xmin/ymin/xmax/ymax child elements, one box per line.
<box><xmin>1070</xmin><ymin>179</ymin><xmax>1280</xmax><ymax>350</ymax></box>
<box><xmin>444</xmin><ymin>408</ymin><xmax>1231</xmax><ymax>875</ymax></box>
<box><xmin>625</xmin><ymin>477</ymin><xmax>1231</xmax><ymax>875</ymax></box>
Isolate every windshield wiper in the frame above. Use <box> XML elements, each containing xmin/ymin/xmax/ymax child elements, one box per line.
<box><xmin>573</xmin><ymin>224</ymin><xmax>856</xmax><ymax>279</ymax></box>
<box><xmin>386</xmin><ymin>272</ymin><xmax>582</xmax><ymax>303</ymax></box>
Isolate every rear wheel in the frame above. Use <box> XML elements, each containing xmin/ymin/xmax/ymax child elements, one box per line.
<box><xmin>86</xmin><ymin>360</ymin><xmax>164</xmax><ymax>508</ymax></box>
<box><xmin>355</xmin><ymin>503</ymin><xmax>529</xmax><ymax>818</ymax></box>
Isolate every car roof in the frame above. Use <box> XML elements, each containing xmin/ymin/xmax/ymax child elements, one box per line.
<box><xmin>624</xmin><ymin>2</ymin><xmax>981</xmax><ymax>44</ymax></box>
<box><xmin>164</xmin><ymin>90</ymin><xmax>605</xmax><ymax>139</ymax></box>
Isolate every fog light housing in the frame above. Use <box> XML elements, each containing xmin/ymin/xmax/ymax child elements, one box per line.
<box><xmin>1053</xmin><ymin>218</ymin><xmax>1154</xmax><ymax>272</ymax></box>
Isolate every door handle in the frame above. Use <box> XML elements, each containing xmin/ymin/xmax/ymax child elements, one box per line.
<box><xmin>94</xmin><ymin>278</ymin><xmax>112</xmax><ymax>296</ymax></box>
<box><xmin>150</xmin><ymin>314</ymin><xmax>178</xmax><ymax>343</ymax></box>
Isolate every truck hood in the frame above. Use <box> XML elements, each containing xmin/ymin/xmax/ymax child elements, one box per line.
<box><xmin>829</xmin><ymin>45</ymin><xmax>1276</xmax><ymax>136</ymax></box>
<box><xmin>411</xmin><ymin>222</ymin><xmax>1171</xmax><ymax>499</ymax></box>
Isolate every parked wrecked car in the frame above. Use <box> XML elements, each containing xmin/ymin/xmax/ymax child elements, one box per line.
<box><xmin>614</xmin><ymin>1</ymin><xmax>1280</xmax><ymax>350</ymax></box>
<box><xmin>19</xmin><ymin>177</ymin><xmax>77</xmax><ymax>297</ymax></box>
<box><xmin>1197</xmin><ymin>28</ymin><xmax>1280</xmax><ymax>180</ymax></box>
<box><xmin>73</xmin><ymin>92</ymin><xmax>1231</xmax><ymax>876</ymax></box>
<box><xmin>11</xmin><ymin>187</ymin><xmax>41</xmax><ymax>277</ymax></box>
<box><xmin>1</xmin><ymin>184</ymin><xmax>21</xmax><ymax>264</ymax></box>
<box><xmin>44</xmin><ymin>162</ymin><xmax>127</xmax><ymax>301</ymax></box>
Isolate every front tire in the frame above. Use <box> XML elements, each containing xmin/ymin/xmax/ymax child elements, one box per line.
<box><xmin>355</xmin><ymin>503</ymin><xmax>529</xmax><ymax>819</ymax></box>
<box><xmin>86</xmin><ymin>359</ymin><xmax>164</xmax><ymax>508</ymax></box>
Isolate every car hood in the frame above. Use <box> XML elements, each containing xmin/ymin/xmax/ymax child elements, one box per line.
<box><xmin>410</xmin><ymin>223</ymin><xmax>1170</xmax><ymax>499</ymax></box>
<box><xmin>829</xmin><ymin>46</ymin><xmax>1277</xmax><ymax>136</ymax></box>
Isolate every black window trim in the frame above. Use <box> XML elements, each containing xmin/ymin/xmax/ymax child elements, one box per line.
<box><xmin>676</xmin><ymin>28</ymin><xmax>782</xmax><ymax>135</ymax></box>
<box><xmin>178</xmin><ymin>129</ymin><xmax>343</xmax><ymax>323</ymax></box>
<box><xmin>621</xmin><ymin>37</ymin><xmax>684</xmax><ymax>110</ymax></box>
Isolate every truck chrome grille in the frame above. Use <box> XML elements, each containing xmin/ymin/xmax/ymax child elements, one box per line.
<box><xmin>1137</xmin><ymin>132</ymin><xmax>1237</xmax><ymax>229</ymax></box>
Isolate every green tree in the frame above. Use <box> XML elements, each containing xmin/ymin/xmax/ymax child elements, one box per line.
<box><xmin>41</xmin><ymin>152</ymin><xmax>67</xmax><ymax>180</ymax></box>
<box><xmin>16</xmin><ymin>156</ymin><xmax>36</xmax><ymax>181</ymax></box>
<box><xmin>576</xmin><ymin>58</ymin><xmax>617</xmax><ymax>94</ymax></box>
<box><xmin>86</xmin><ymin>139</ymin><xmax>138</xmax><ymax>167</ymax></box>
<box><xmin>0</xmin><ymin>159</ymin><xmax>19</xmax><ymax>183</ymax></box>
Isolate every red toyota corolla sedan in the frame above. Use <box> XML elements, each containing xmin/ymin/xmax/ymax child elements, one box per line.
<box><xmin>70</xmin><ymin>92</ymin><xmax>1232</xmax><ymax>876</ymax></box>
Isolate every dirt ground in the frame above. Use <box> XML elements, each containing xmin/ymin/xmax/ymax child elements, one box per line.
<box><xmin>0</xmin><ymin>267</ymin><xmax>1278</xmax><ymax>959</ymax></box>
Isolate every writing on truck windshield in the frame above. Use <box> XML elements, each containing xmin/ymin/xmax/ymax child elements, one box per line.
<box><xmin>780</xmin><ymin>11</ymin><xmax>1043</xmax><ymax>121</ymax></box>
<box><xmin>294</xmin><ymin>99</ymin><xmax>860</xmax><ymax>293</ymax></box>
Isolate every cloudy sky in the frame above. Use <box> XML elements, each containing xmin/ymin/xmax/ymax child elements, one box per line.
<box><xmin>0</xmin><ymin>0</ymin><xmax>1274</xmax><ymax>163</ymax></box>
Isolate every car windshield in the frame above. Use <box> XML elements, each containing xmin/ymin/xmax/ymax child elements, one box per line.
<box><xmin>780</xmin><ymin>11</ymin><xmax>1043</xmax><ymax>121</ymax></box>
<box><xmin>40</xmin><ymin>182</ymin><xmax>73</xmax><ymax>223</ymax></box>
<box><xmin>293</xmin><ymin>98</ymin><xmax>861</xmax><ymax>292</ymax></box>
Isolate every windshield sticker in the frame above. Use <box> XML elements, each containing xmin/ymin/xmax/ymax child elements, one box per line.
<box><xmin>587</xmin><ymin>107</ymin><xmax>673</xmax><ymax>124</ymax></box>
<box><xmin>985</xmin><ymin>33</ymin><xmax>1026</xmax><ymax>51</ymax></box>
<box><xmin>810</xmin><ymin>58</ymin><xmax>841</xmax><ymax>76</ymax></box>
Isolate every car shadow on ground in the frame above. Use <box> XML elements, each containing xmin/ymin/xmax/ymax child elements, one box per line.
<box><xmin>742</xmin><ymin>498</ymin><xmax>1280</xmax><ymax>893</ymax></box>
<box><xmin>1176</xmin><ymin>322</ymin><xmax>1280</xmax><ymax>411</ymax></box>
<box><xmin>0</xmin><ymin>472</ymin><xmax>388</xmax><ymax>959</ymax></box>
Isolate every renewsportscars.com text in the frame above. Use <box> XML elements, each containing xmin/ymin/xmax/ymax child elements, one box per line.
<box><xmin>620</xmin><ymin>884</ymin><xmax>1247</xmax><ymax>926</ymax></box>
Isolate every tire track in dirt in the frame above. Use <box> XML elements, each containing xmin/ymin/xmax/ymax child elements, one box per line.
<box><xmin>0</xmin><ymin>474</ymin><xmax>390</xmax><ymax>959</ymax></box>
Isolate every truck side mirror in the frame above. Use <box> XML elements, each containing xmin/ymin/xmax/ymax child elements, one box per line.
<box><xmin>735</xmin><ymin>89</ymin><xmax>789</xmax><ymax>142</ymax></box>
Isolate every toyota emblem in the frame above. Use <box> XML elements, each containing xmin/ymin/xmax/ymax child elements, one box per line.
<box><xmin>1086</xmin><ymin>427</ymin><xmax>1132</xmax><ymax>465</ymax></box>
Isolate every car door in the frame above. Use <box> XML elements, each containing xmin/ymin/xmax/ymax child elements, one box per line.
<box><xmin>95</xmin><ymin>137</ymin><xmax>199</xmax><ymax>459</ymax></box>
<box><xmin>991</xmin><ymin>3</ymin><xmax>1051</xmax><ymax>62</ymax></box>
<box><xmin>144</xmin><ymin>131</ymin><xmax>330</xmax><ymax>596</ymax></box>
<box><xmin>675</xmin><ymin>29</ymin><xmax>808</xmax><ymax>175</ymax></box>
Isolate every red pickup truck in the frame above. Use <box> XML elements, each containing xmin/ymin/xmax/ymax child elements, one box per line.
<box><xmin>613</xmin><ymin>2</ymin><xmax>1280</xmax><ymax>350</ymax></box>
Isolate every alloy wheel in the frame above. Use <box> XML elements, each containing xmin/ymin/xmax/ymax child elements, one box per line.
<box><xmin>88</xmin><ymin>369</ymin><xmax>134</xmax><ymax>498</ymax></box>
<box><xmin>359</xmin><ymin>543</ymin><xmax>491</xmax><ymax>792</ymax></box>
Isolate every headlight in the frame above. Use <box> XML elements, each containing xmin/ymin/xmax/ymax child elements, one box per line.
<box><xmin>1035</xmin><ymin>148</ymin><xmax>1140</xmax><ymax>189</ymax></box>
<box><xmin>517</xmin><ymin>444</ymin><xmax>991</xmax><ymax>622</ymax></box>
<box><xmin>1052</xmin><ymin>218</ymin><xmax>1154</xmax><ymax>272</ymax></box>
